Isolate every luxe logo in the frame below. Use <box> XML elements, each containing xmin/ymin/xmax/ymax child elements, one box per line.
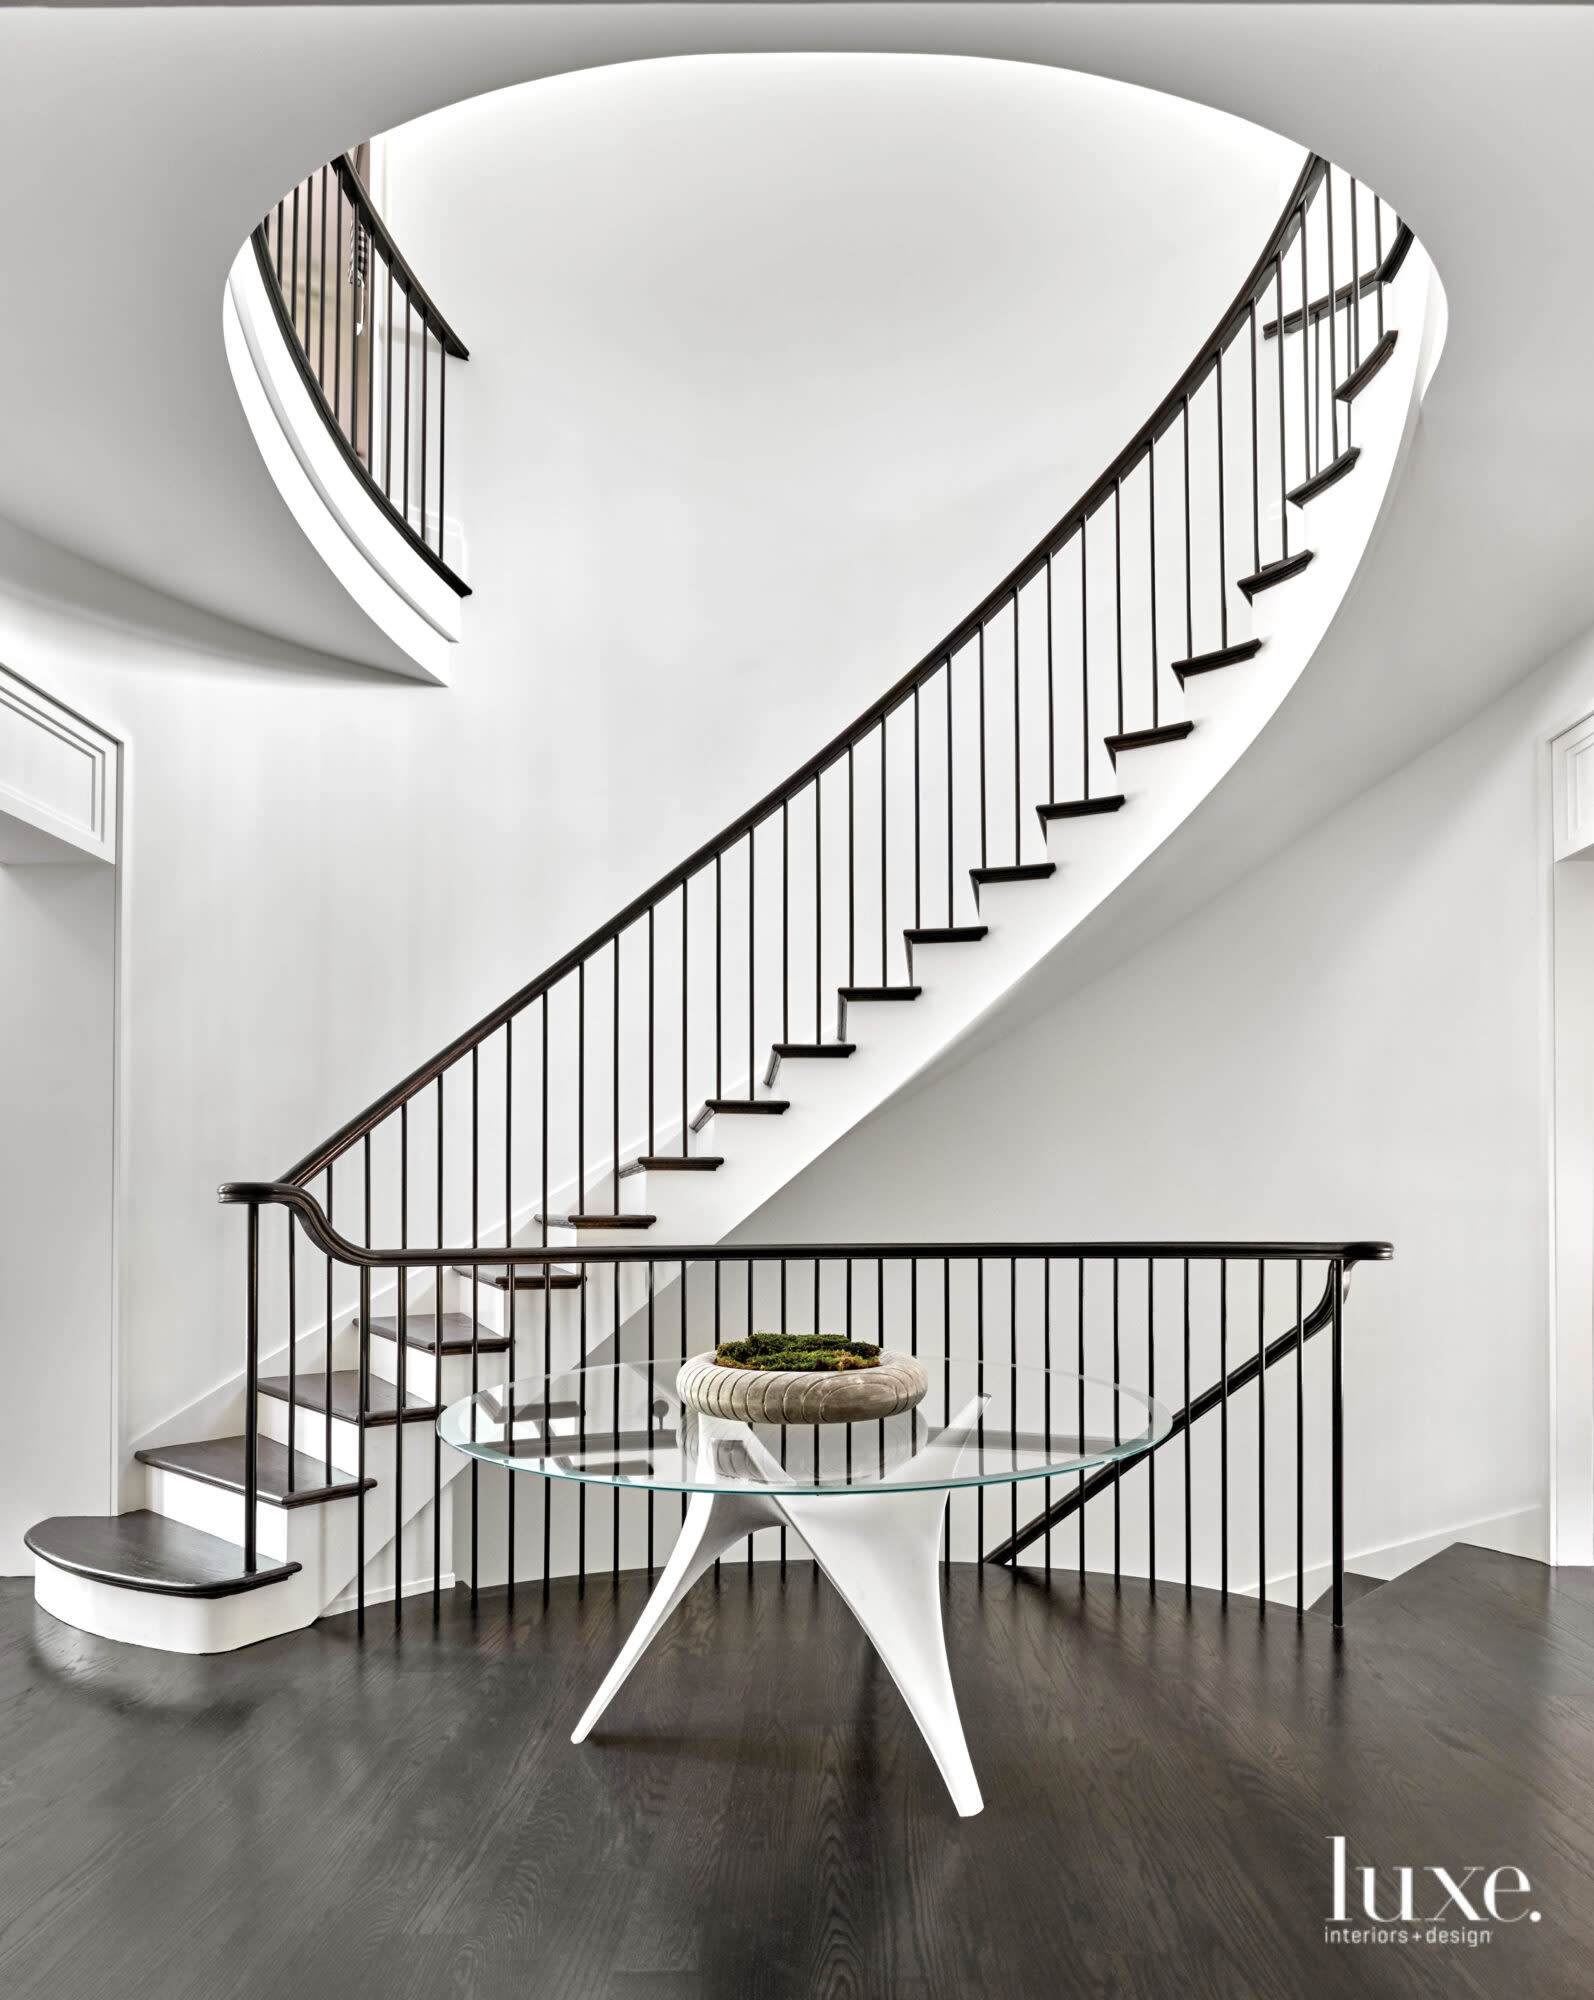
<box><xmin>1325</xmin><ymin>1837</ymin><xmax>1541</xmax><ymax>1947</ymax></box>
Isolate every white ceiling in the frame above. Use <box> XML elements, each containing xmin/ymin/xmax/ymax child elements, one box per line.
<box><xmin>1</xmin><ymin>4</ymin><xmax>1592</xmax><ymax>779</ymax></box>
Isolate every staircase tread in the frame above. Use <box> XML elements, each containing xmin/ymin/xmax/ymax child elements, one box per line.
<box><xmin>368</xmin><ymin>1312</ymin><xmax>511</xmax><ymax>1355</ymax></box>
<box><xmin>135</xmin><ymin>1436</ymin><xmax>375</xmax><ymax>1508</ymax></box>
<box><xmin>564</xmin><ymin>1214</ymin><xmax>657</xmax><ymax>1229</ymax></box>
<box><xmin>838</xmin><ymin>985</ymin><xmax>922</xmax><ymax>1001</ymax></box>
<box><xmin>1105</xmin><ymin>722</ymin><xmax>1195</xmax><ymax>757</ymax></box>
<box><xmin>454</xmin><ymin>1264</ymin><xmax>582</xmax><ymax>1290</ymax></box>
<box><xmin>702</xmin><ymin>1099</ymin><xmax>790</xmax><ymax>1113</ymax></box>
<box><xmin>1287</xmin><ymin>448</ymin><xmax>1361</xmax><ymax>507</ymax></box>
<box><xmin>620</xmin><ymin>1156</ymin><xmax>725</xmax><ymax>1174</ymax></box>
<box><xmin>771</xmin><ymin>1042</ymin><xmax>857</xmax><ymax>1057</ymax></box>
<box><xmin>257</xmin><ymin>1370</ymin><xmax>440</xmax><ymax>1426</ymax></box>
<box><xmin>904</xmin><ymin>926</ymin><xmax>988</xmax><ymax>943</ymax></box>
<box><xmin>1036</xmin><ymin>795</ymin><xmax>1126</xmax><ymax>822</ymax></box>
<box><xmin>1306</xmin><ymin>1571</ymin><xmax>1387</xmax><ymax>1618</ymax></box>
<box><xmin>1239</xmin><ymin>550</ymin><xmax>1314</xmax><ymax>598</ymax></box>
<box><xmin>971</xmin><ymin>863</ymin><xmax>1056</xmax><ymax>885</ymax></box>
<box><xmin>1172</xmin><ymin>639</ymin><xmax>1264</xmax><ymax>682</ymax></box>
<box><xmin>1336</xmin><ymin>329</ymin><xmax>1398</xmax><ymax>402</ymax></box>
<box><xmin>24</xmin><ymin>1510</ymin><xmax>301</xmax><ymax>1598</ymax></box>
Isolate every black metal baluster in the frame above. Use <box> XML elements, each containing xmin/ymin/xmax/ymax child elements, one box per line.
<box><xmin>646</xmin><ymin>1258</ymin><xmax>656</xmax><ymax>1578</ymax></box>
<box><xmin>470</xmin><ymin>1046</ymin><xmax>479</xmax><ymax>1607</ymax></box>
<box><xmin>332</xmin><ymin>183</ymin><xmax>344</xmax><ymax>433</ymax></box>
<box><xmin>317</xmin><ymin>165</ymin><xmax>329</xmax><ymax>393</ymax></box>
<box><xmin>975</xmin><ymin>1258</ymin><xmax>985</xmax><ymax>1558</ymax></box>
<box><xmin>1182</xmin><ymin>397</ymin><xmax>1193</xmax><ymax>660</ymax></box>
<box><xmin>1042</xmin><ymin>1258</ymin><xmax>1052</xmax><ymax>1579</ymax></box>
<box><xmin>1256</xmin><ymin>1256</ymin><xmax>1266</xmax><ymax>1615</ymax></box>
<box><xmin>977</xmin><ymin>625</ymin><xmax>988</xmax><ymax>869</ymax></box>
<box><xmin>1111</xmin><ymin>1255</ymin><xmax>1121</xmax><ymax>1587</ymax></box>
<box><xmin>945</xmin><ymin>660</ymin><xmax>956</xmax><ymax>924</ymax></box>
<box><xmin>244</xmin><ymin>1202</ymin><xmax>260</xmax><ymax>1572</ymax></box>
<box><xmin>508</xmin><ymin>1255</ymin><xmax>518</xmax><ymax>1604</ymax></box>
<box><xmin>913</xmin><ymin>688</ymin><xmax>923</xmax><ymax>933</ymax></box>
<box><xmin>1147</xmin><ymin>1258</ymin><xmax>1155</xmax><ymax>1589</ymax></box>
<box><xmin>1080</xmin><ymin>523</ymin><xmax>1091</xmax><ymax>800</ymax></box>
<box><xmin>437</xmin><ymin>349</ymin><xmax>447</xmax><ymax>560</ymax></box>
<box><xmin>1113</xmin><ymin>480</ymin><xmax>1124</xmax><ymax>736</ymax></box>
<box><xmin>290</xmin><ymin>184</ymin><xmax>300</xmax><ymax>340</ymax></box>
<box><xmin>357</xmin><ymin>1264</ymin><xmax>370</xmax><ymax>1630</ymax></box>
<box><xmin>434</xmin><ymin>1074</ymin><xmax>444</xmax><ymax>1618</ymax></box>
<box><xmin>384</xmin><ymin>264</ymin><xmax>394</xmax><ymax>499</ymax></box>
<box><xmin>1249</xmin><ymin>300</ymin><xmax>1260</xmax><ymax>579</ymax></box>
<box><xmin>1044</xmin><ymin>553</ymin><xmax>1056</xmax><ymax>805</ymax></box>
<box><xmin>286</xmin><ymin>1213</ymin><xmax>297</xmax><ymax>1491</ymax></box>
<box><xmin>1219</xmin><ymin>1257</ymin><xmax>1229</xmax><ymax>1604</ymax></box>
<box><xmin>1295</xmin><ymin>1257</ymin><xmax>1305</xmax><ymax>1618</ymax></box>
<box><xmin>1147</xmin><ymin>444</ymin><xmax>1159</xmax><ymax>730</ymax></box>
<box><xmin>680</xmin><ymin>878</ymin><xmax>689</xmax><ymax>1152</ymax></box>
<box><xmin>716</xmin><ymin>853</ymin><xmax>724</xmax><ymax>1098</ymax></box>
<box><xmin>505</xmin><ymin>1018</ymin><xmax>513</xmax><ymax>1604</ymax></box>
<box><xmin>1215</xmin><ymin>349</ymin><xmax>1230</xmax><ymax>649</ymax></box>
<box><xmin>1176</xmin><ymin>1256</ymin><xmax>1184</xmax><ymax>1600</ymax></box>
<box><xmin>647</xmin><ymin>906</ymin><xmax>656</xmax><ymax>1159</ymax></box>
<box><xmin>1076</xmin><ymin>1259</ymin><xmax>1085</xmax><ymax>1586</ymax></box>
<box><xmin>612</xmin><ymin>938</ymin><xmax>621</xmax><ymax>1215</ymax></box>
<box><xmin>746</xmin><ymin>831</ymin><xmax>755</xmax><ymax>1102</ymax></box>
<box><xmin>402</xmin><ymin>291</ymin><xmax>413</xmax><ymax>529</ymax></box>
<box><xmin>577</xmin><ymin>960</ymin><xmax>585</xmax><ymax>1215</ymax></box>
<box><xmin>1009</xmin><ymin>1257</ymin><xmax>1018</xmax><ymax>1549</ymax></box>
<box><xmin>781</xmin><ymin>804</ymin><xmax>789</xmax><ymax>1047</ymax></box>
<box><xmin>1010</xmin><ymin>588</ymin><xmax>1021</xmax><ymax>865</ymax></box>
<box><xmin>943</xmin><ymin>1258</ymin><xmax>952</xmax><ymax>1572</ymax></box>
<box><xmin>1331</xmin><ymin>1258</ymin><xmax>1345</xmax><ymax>1629</ymax></box>
<box><xmin>395</xmin><ymin>1103</ymin><xmax>407</xmax><ymax>1626</ymax></box>
<box><xmin>274</xmin><ymin>198</ymin><xmax>285</xmax><ymax>288</ymax></box>
<box><xmin>878</xmin><ymin>724</ymin><xmax>888</xmax><ymax>986</ymax></box>
<box><xmin>814</xmin><ymin>782</ymin><xmax>822</xmax><ymax>1043</ymax></box>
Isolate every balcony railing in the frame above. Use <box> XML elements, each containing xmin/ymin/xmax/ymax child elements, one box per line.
<box><xmin>254</xmin><ymin>153</ymin><xmax>469</xmax><ymax>594</ymax></box>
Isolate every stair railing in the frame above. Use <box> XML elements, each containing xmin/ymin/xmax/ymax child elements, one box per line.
<box><xmin>220</xmin><ymin>1181</ymin><xmax>1389</xmax><ymax>1631</ymax></box>
<box><xmin>253</xmin><ymin>153</ymin><xmax>470</xmax><ymax>593</ymax></box>
<box><xmin>230</xmin><ymin>146</ymin><xmax>1409</xmax><ymax>1606</ymax></box>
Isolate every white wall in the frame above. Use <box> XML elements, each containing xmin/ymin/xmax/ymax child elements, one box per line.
<box><xmin>0</xmin><ymin>856</ymin><xmax>116</xmax><ymax>1569</ymax></box>
<box><xmin>745</xmin><ymin>616</ymin><xmax>1594</xmax><ymax>1576</ymax></box>
<box><xmin>0</xmin><ymin>56</ymin><xmax>1296</xmax><ymax>1540</ymax></box>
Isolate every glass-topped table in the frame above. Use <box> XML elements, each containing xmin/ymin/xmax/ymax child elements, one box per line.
<box><xmin>441</xmin><ymin>1359</ymin><xmax>1168</xmax><ymax>1817</ymax></box>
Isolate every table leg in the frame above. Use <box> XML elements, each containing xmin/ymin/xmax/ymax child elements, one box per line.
<box><xmin>570</xmin><ymin>1487</ymin><xmax>780</xmax><ymax>1745</ymax></box>
<box><xmin>782</xmin><ymin>1484</ymin><xmax>982</xmax><ymax>1817</ymax></box>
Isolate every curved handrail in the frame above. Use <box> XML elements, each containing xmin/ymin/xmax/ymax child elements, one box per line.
<box><xmin>276</xmin><ymin>150</ymin><xmax>1336</xmax><ymax>1188</ymax></box>
<box><xmin>251</xmin><ymin>152</ymin><xmax>469</xmax><ymax>593</ymax></box>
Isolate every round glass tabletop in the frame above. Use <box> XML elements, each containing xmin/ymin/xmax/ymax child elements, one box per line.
<box><xmin>439</xmin><ymin>1358</ymin><xmax>1169</xmax><ymax>1498</ymax></box>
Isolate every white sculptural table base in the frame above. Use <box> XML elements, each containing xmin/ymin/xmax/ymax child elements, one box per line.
<box><xmin>571</xmin><ymin>1478</ymin><xmax>981</xmax><ymax>1815</ymax></box>
<box><xmin>571</xmin><ymin>1402</ymin><xmax>986</xmax><ymax>1816</ymax></box>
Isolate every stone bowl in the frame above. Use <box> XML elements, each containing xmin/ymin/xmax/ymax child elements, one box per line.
<box><xmin>676</xmin><ymin>1348</ymin><xmax>929</xmax><ymax>1425</ymax></box>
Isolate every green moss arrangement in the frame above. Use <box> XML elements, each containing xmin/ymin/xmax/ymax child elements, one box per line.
<box><xmin>711</xmin><ymin>1331</ymin><xmax>882</xmax><ymax>1373</ymax></box>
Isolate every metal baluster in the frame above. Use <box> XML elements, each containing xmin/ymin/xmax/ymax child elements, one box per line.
<box><xmin>505</xmin><ymin>1018</ymin><xmax>514</xmax><ymax>1604</ymax></box>
<box><xmin>470</xmin><ymin>1046</ymin><xmax>479</xmax><ymax>1608</ymax></box>
<box><xmin>680</xmin><ymin>879</ymin><xmax>689</xmax><ymax>1152</ymax></box>
<box><xmin>437</xmin><ymin>349</ymin><xmax>447</xmax><ymax>561</ymax></box>
<box><xmin>1326</xmin><ymin>169</ymin><xmax>1340</xmax><ymax>461</ymax></box>
<box><xmin>286</xmin><ymin>1213</ymin><xmax>297</xmax><ymax>1491</ymax></box>
<box><xmin>1011</xmin><ymin>588</ymin><xmax>1021</xmax><ymax>865</ymax></box>
<box><xmin>333</xmin><ymin>183</ymin><xmax>344</xmax><ymax>430</ymax></box>
<box><xmin>1183</xmin><ymin>1258</ymin><xmax>1192</xmax><ymax>1598</ymax></box>
<box><xmin>244</xmin><ymin>1202</ymin><xmax>260</xmax><ymax>1572</ymax></box>
<box><xmin>746</xmin><ymin>831</ymin><xmax>755</xmax><ymax>1106</ymax></box>
<box><xmin>647</xmin><ymin>906</ymin><xmax>656</xmax><ymax>1159</ymax></box>
<box><xmin>1080</xmin><ymin>522</ymin><xmax>1091</xmax><ymax>800</ymax></box>
<box><xmin>913</xmin><ymin>687</ymin><xmax>923</xmax><ymax>932</ymax></box>
<box><xmin>357</xmin><ymin>1265</ymin><xmax>370</xmax><ymax>1630</ymax></box>
<box><xmin>878</xmin><ymin>723</ymin><xmax>888</xmax><ymax>985</ymax></box>
<box><xmin>508</xmin><ymin>1256</ymin><xmax>518</xmax><ymax>1604</ymax></box>
<box><xmin>1113</xmin><ymin>480</ymin><xmax>1124</xmax><ymax>736</ymax></box>
<box><xmin>1331</xmin><ymin>1258</ymin><xmax>1345</xmax><ymax>1629</ymax></box>
<box><xmin>317</xmin><ymin>165</ymin><xmax>329</xmax><ymax>392</ymax></box>
<box><xmin>384</xmin><ymin>263</ymin><xmax>394</xmax><ymax>499</ymax></box>
<box><xmin>1076</xmin><ymin>1259</ymin><xmax>1085</xmax><ymax>1586</ymax></box>
<box><xmin>1009</xmin><ymin>1257</ymin><xmax>1018</xmax><ymax>1549</ymax></box>
<box><xmin>1215</xmin><ymin>350</ymin><xmax>1230</xmax><ymax>649</ymax></box>
<box><xmin>945</xmin><ymin>660</ymin><xmax>956</xmax><ymax>924</ymax></box>
<box><xmin>612</xmin><ymin>938</ymin><xmax>621</xmax><ymax>1214</ymax></box>
<box><xmin>716</xmin><ymin>853</ymin><xmax>724</xmax><ymax>1098</ymax></box>
<box><xmin>1111</xmin><ymin>1255</ymin><xmax>1120</xmax><ymax>1586</ymax></box>
<box><xmin>1147</xmin><ymin>1258</ymin><xmax>1155</xmax><ymax>1589</ymax></box>
<box><xmin>1182</xmin><ymin>397</ymin><xmax>1193</xmax><ymax>661</ymax></box>
<box><xmin>1219</xmin><ymin>1257</ymin><xmax>1229</xmax><ymax>1603</ymax></box>
<box><xmin>1295</xmin><ymin>1257</ymin><xmax>1305</xmax><ymax>1618</ymax></box>
<box><xmin>1042</xmin><ymin>1258</ymin><xmax>1052</xmax><ymax>1579</ymax></box>
<box><xmin>977</xmin><ymin>624</ymin><xmax>988</xmax><ymax>868</ymax></box>
<box><xmin>847</xmin><ymin>745</ymin><xmax>856</xmax><ymax>987</ymax></box>
<box><xmin>1276</xmin><ymin>250</ymin><xmax>1289</xmax><ymax>559</ymax></box>
<box><xmin>395</xmin><ymin>1103</ymin><xmax>407</xmax><ymax>1626</ymax></box>
<box><xmin>420</xmin><ymin>324</ymin><xmax>429</xmax><ymax>548</ymax></box>
<box><xmin>814</xmin><ymin>779</ymin><xmax>822</xmax><ymax>1042</ymax></box>
<box><xmin>1256</xmin><ymin>1257</ymin><xmax>1266</xmax><ymax>1615</ymax></box>
<box><xmin>290</xmin><ymin>184</ymin><xmax>300</xmax><ymax>339</ymax></box>
<box><xmin>403</xmin><ymin>290</ymin><xmax>412</xmax><ymax>528</ymax></box>
<box><xmin>975</xmin><ymin>1259</ymin><xmax>985</xmax><ymax>1558</ymax></box>
<box><xmin>1147</xmin><ymin>444</ymin><xmax>1159</xmax><ymax>730</ymax></box>
<box><xmin>434</xmin><ymin>1074</ymin><xmax>444</xmax><ymax>1618</ymax></box>
<box><xmin>577</xmin><ymin>961</ymin><xmax>585</xmax><ymax>1215</ymax></box>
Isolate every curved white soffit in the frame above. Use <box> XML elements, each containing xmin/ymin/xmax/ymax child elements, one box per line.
<box><xmin>223</xmin><ymin>240</ymin><xmax>463</xmax><ymax>685</ymax></box>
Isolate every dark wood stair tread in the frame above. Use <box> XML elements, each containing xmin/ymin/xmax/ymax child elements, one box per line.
<box><xmin>1263</xmin><ymin>266</ymin><xmax>1385</xmax><ymax>340</ymax></box>
<box><xmin>1238</xmin><ymin>550</ymin><xmax>1314</xmax><ymax>599</ymax></box>
<box><xmin>837</xmin><ymin>985</ymin><xmax>921</xmax><ymax>1002</ymax></box>
<box><xmin>369</xmin><ymin>1312</ymin><xmax>510</xmax><ymax>1355</ymax></box>
<box><xmin>1336</xmin><ymin>330</ymin><xmax>1397</xmax><ymax>402</ymax></box>
<box><xmin>135</xmin><ymin>1436</ymin><xmax>373</xmax><ymax>1508</ymax></box>
<box><xmin>455</xmin><ymin>1264</ymin><xmax>582</xmax><ymax>1290</ymax></box>
<box><xmin>1287</xmin><ymin>448</ymin><xmax>1360</xmax><ymax>507</ymax></box>
<box><xmin>24</xmin><ymin>1511</ymin><xmax>301</xmax><ymax>1598</ymax></box>
<box><xmin>1172</xmin><ymin>639</ymin><xmax>1264</xmax><ymax>683</ymax></box>
<box><xmin>904</xmin><ymin>926</ymin><xmax>988</xmax><ymax>944</ymax></box>
<box><xmin>565</xmin><ymin>1214</ymin><xmax>657</xmax><ymax>1230</ymax></box>
<box><xmin>771</xmin><ymin>1043</ymin><xmax>856</xmax><ymax>1057</ymax></box>
<box><xmin>1036</xmin><ymin>795</ymin><xmax>1126</xmax><ymax>824</ymax></box>
<box><xmin>1104</xmin><ymin>721</ymin><xmax>1195</xmax><ymax>761</ymax></box>
<box><xmin>701</xmin><ymin>1098</ymin><xmax>789</xmax><ymax>1113</ymax></box>
<box><xmin>971</xmin><ymin>863</ymin><xmax>1055</xmax><ymax>887</ymax></box>
<box><xmin>257</xmin><ymin>1371</ymin><xmax>440</xmax><ymax>1426</ymax></box>
<box><xmin>619</xmin><ymin>1156</ymin><xmax>724</xmax><ymax>1175</ymax></box>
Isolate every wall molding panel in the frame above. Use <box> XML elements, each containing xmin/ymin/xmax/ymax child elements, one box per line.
<box><xmin>0</xmin><ymin>664</ymin><xmax>118</xmax><ymax>864</ymax></box>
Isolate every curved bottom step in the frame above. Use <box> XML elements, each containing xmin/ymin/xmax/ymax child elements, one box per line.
<box><xmin>25</xmin><ymin>1510</ymin><xmax>300</xmax><ymax>1597</ymax></box>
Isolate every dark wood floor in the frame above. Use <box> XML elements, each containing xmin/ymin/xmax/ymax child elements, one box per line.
<box><xmin>2</xmin><ymin>1544</ymin><xmax>1592</xmax><ymax>2000</ymax></box>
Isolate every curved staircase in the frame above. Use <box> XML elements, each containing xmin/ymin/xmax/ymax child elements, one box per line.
<box><xmin>26</xmin><ymin>145</ymin><xmax>1432</xmax><ymax>1652</ymax></box>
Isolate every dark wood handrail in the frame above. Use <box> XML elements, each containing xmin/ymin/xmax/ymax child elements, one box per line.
<box><xmin>332</xmin><ymin>153</ymin><xmax>469</xmax><ymax>359</ymax></box>
<box><xmin>275</xmin><ymin>151</ymin><xmax>1329</xmax><ymax>1188</ymax></box>
<box><xmin>218</xmin><ymin>1179</ymin><xmax>1390</xmax><ymax>1274</ymax></box>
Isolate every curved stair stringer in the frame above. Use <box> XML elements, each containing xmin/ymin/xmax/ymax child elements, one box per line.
<box><xmin>561</xmin><ymin>236</ymin><xmax>1445</xmax><ymax>1282</ymax></box>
